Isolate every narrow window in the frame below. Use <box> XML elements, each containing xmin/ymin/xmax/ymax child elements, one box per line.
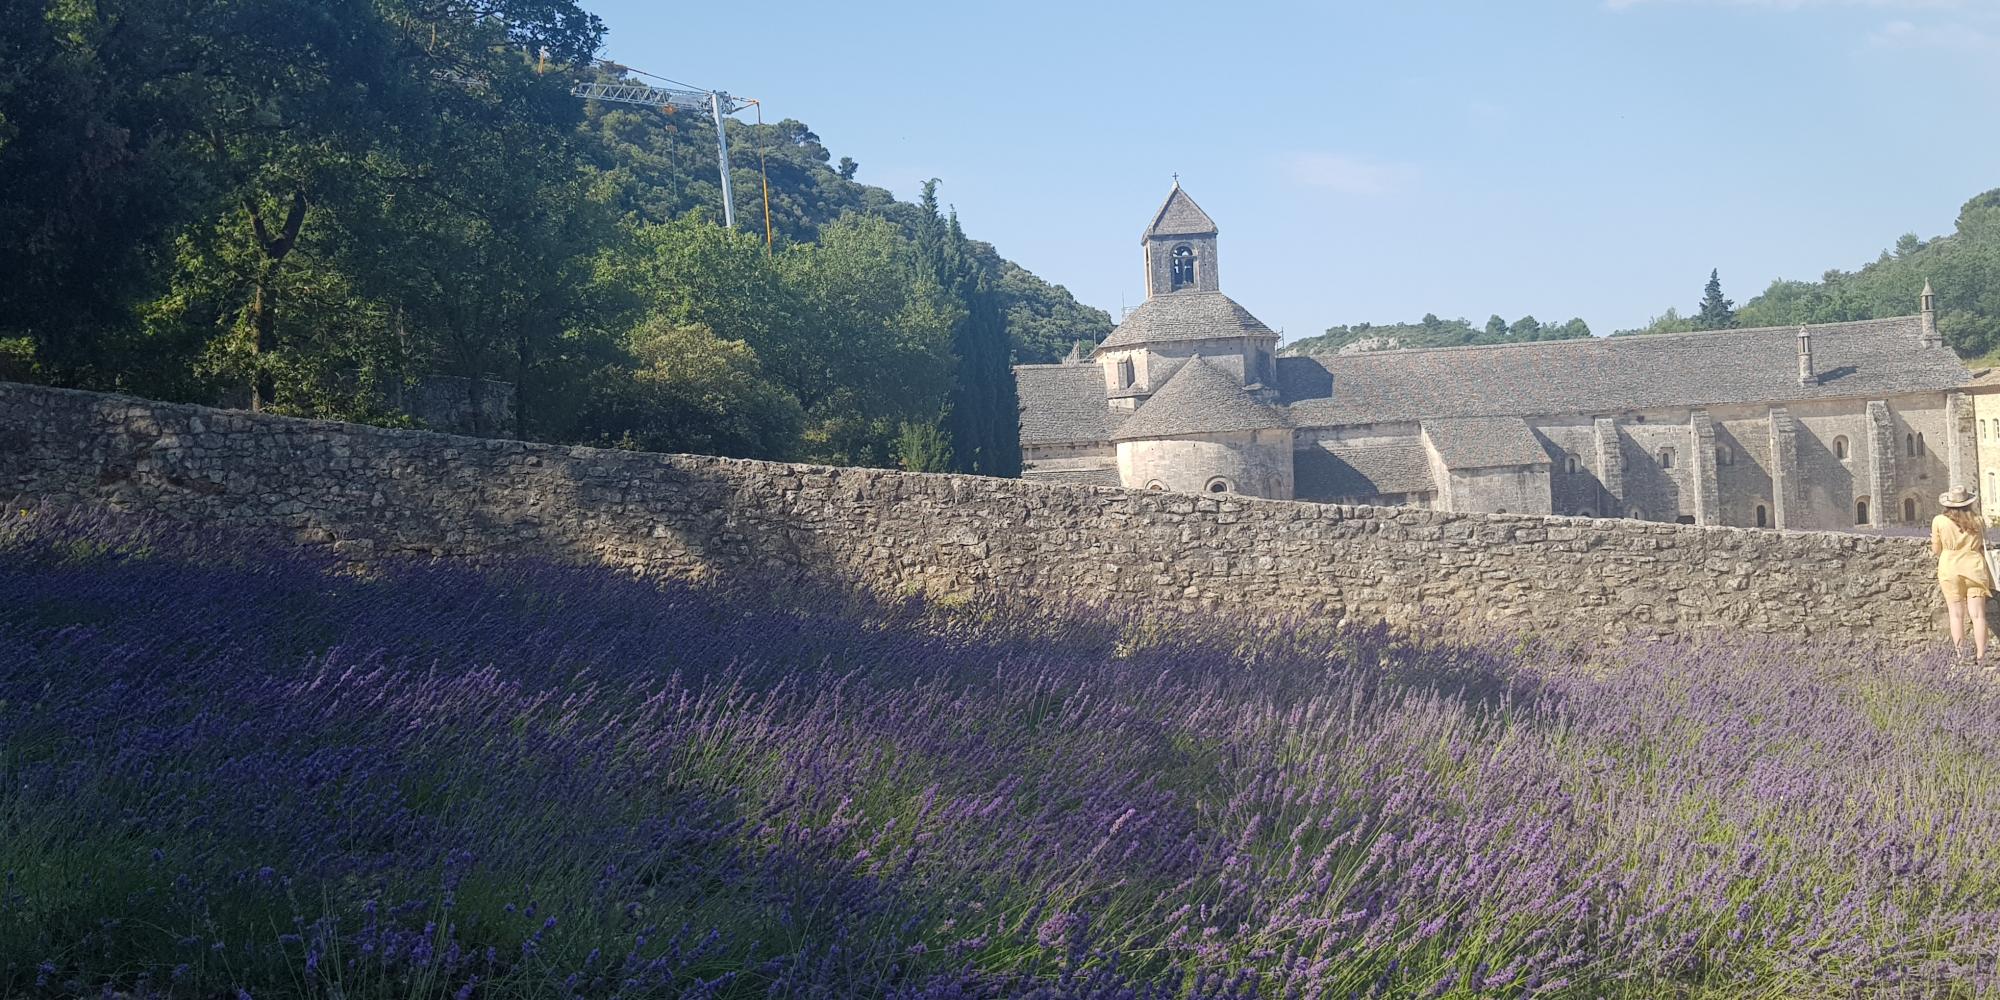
<box><xmin>1755</xmin><ymin>504</ymin><xmax>1768</xmax><ymax>528</ymax></box>
<box><xmin>1856</xmin><ymin>498</ymin><xmax>1870</xmax><ymax>525</ymax></box>
<box><xmin>1658</xmin><ymin>447</ymin><xmax>1675</xmax><ymax>469</ymax></box>
<box><xmin>1917</xmin><ymin>432</ymin><xmax>1927</xmax><ymax>457</ymax></box>
<box><xmin>1116</xmin><ymin>358</ymin><xmax>1135</xmax><ymax>389</ymax></box>
<box><xmin>1170</xmin><ymin>244</ymin><xmax>1196</xmax><ymax>290</ymax></box>
<box><xmin>1716</xmin><ymin>445</ymin><xmax>1733</xmax><ymax>467</ymax></box>
<box><xmin>1206</xmin><ymin>477</ymin><xmax>1232</xmax><ymax>494</ymax></box>
<box><xmin>1834</xmin><ymin>436</ymin><xmax>1849</xmax><ymax>460</ymax></box>
<box><xmin>1905</xmin><ymin>433</ymin><xmax>1915</xmax><ymax>458</ymax></box>
<box><xmin>1564</xmin><ymin>455</ymin><xmax>1579</xmax><ymax>475</ymax></box>
<box><xmin>1627</xmin><ymin>507</ymin><xmax>1644</xmax><ymax>520</ymax></box>
<box><xmin>1904</xmin><ymin>497</ymin><xmax>1917</xmax><ymax>522</ymax></box>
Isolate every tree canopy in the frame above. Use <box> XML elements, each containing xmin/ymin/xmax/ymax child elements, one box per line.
<box><xmin>1617</xmin><ymin>191</ymin><xmax>2000</xmax><ymax>352</ymax></box>
<box><xmin>0</xmin><ymin>0</ymin><xmax>1107</xmax><ymax>472</ymax></box>
<box><xmin>1285</xmin><ymin>313</ymin><xmax>1591</xmax><ymax>355</ymax></box>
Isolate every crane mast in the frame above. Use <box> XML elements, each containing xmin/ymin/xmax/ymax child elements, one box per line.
<box><xmin>571</xmin><ymin>79</ymin><xmax>755</xmax><ymax>231</ymax></box>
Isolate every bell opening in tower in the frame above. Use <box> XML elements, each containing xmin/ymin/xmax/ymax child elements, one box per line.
<box><xmin>1170</xmin><ymin>244</ymin><xmax>1195</xmax><ymax>291</ymax></box>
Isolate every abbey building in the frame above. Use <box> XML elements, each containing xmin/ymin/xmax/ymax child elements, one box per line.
<box><xmin>1015</xmin><ymin>184</ymin><xmax>1977</xmax><ymax>530</ymax></box>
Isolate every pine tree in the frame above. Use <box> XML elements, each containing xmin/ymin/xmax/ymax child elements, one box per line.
<box><xmin>1696</xmin><ymin>269</ymin><xmax>1737</xmax><ymax>330</ymax></box>
<box><xmin>894</xmin><ymin>420</ymin><xmax>954</xmax><ymax>472</ymax></box>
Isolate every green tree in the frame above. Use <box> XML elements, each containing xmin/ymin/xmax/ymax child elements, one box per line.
<box><xmin>894</xmin><ymin>419</ymin><xmax>955</xmax><ymax>472</ymax></box>
<box><xmin>1288</xmin><ymin>311</ymin><xmax>1591</xmax><ymax>354</ymax></box>
<box><xmin>1612</xmin><ymin>307</ymin><xmax>1700</xmax><ymax>337</ymax></box>
<box><xmin>913</xmin><ymin>180</ymin><xmax>1020</xmax><ymax>477</ymax></box>
<box><xmin>1724</xmin><ymin>189</ymin><xmax>2000</xmax><ymax>357</ymax></box>
<box><xmin>578</xmin><ymin>319</ymin><xmax>802</xmax><ymax>458</ymax></box>
<box><xmin>1695</xmin><ymin>269</ymin><xmax>1736</xmax><ymax>330</ymax></box>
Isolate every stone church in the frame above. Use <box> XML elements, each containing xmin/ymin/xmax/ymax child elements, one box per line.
<box><xmin>1015</xmin><ymin>184</ymin><xmax>1977</xmax><ymax>530</ymax></box>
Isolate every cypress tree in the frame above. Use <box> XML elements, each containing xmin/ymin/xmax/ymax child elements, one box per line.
<box><xmin>915</xmin><ymin>180</ymin><xmax>1021</xmax><ymax>477</ymax></box>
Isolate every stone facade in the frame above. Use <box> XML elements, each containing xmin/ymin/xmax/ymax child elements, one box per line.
<box><xmin>1966</xmin><ymin>372</ymin><xmax>2000</xmax><ymax>515</ymax></box>
<box><xmin>1116</xmin><ymin>428</ymin><xmax>1293</xmax><ymax>497</ymax></box>
<box><xmin>0</xmin><ymin>380</ymin><xmax>1957</xmax><ymax>646</ymax></box>
<box><xmin>1018</xmin><ymin>185</ymin><xmax>1976</xmax><ymax>533</ymax></box>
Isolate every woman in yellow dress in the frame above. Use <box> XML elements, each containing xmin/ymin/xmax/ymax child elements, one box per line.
<box><xmin>1931</xmin><ymin>486</ymin><xmax>1993</xmax><ymax>661</ymax></box>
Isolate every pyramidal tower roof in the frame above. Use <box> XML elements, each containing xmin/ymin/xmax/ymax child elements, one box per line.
<box><xmin>1114</xmin><ymin>355</ymin><xmax>1288</xmax><ymax>441</ymax></box>
<box><xmin>1143</xmin><ymin>183</ymin><xmax>1217</xmax><ymax>241</ymax></box>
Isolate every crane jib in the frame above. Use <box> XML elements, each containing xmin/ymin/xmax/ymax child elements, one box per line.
<box><xmin>571</xmin><ymin>75</ymin><xmax>763</xmax><ymax>239</ymax></box>
<box><xmin>569</xmin><ymin>82</ymin><xmax>750</xmax><ymax>115</ymax></box>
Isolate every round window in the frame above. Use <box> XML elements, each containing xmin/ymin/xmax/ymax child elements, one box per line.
<box><xmin>1206</xmin><ymin>478</ymin><xmax>1232</xmax><ymax>494</ymax></box>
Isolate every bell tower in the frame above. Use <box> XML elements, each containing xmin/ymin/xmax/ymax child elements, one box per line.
<box><xmin>1142</xmin><ymin>181</ymin><xmax>1219</xmax><ymax>298</ymax></box>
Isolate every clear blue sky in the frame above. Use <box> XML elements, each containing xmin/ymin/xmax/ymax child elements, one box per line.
<box><xmin>585</xmin><ymin>0</ymin><xmax>1999</xmax><ymax>342</ymax></box>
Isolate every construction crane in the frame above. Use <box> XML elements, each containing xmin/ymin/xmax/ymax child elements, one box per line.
<box><xmin>571</xmin><ymin>69</ymin><xmax>771</xmax><ymax>245</ymax></box>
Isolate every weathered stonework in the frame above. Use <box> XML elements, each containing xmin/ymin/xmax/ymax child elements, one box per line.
<box><xmin>1769</xmin><ymin>407</ymin><xmax>1803</xmax><ymax>530</ymax></box>
<box><xmin>0</xmin><ymin>381</ymin><xmax>1955</xmax><ymax>645</ymax></box>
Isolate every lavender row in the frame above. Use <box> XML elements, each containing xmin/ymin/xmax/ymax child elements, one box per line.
<box><xmin>1</xmin><ymin>508</ymin><xmax>1995</xmax><ymax>998</ymax></box>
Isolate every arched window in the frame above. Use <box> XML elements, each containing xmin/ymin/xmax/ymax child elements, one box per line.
<box><xmin>1906</xmin><ymin>433</ymin><xmax>1916</xmax><ymax>458</ymax></box>
<box><xmin>1904</xmin><ymin>497</ymin><xmax>1917</xmax><ymax>522</ymax></box>
<box><xmin>1755</xmin><ymin>504</ymin><xmax>1769</xmax><ymax>528</ymax></box>
<box><xmin>1205</xmin><ymin>477</ymin><xmax>1232</xmax><ymax>494</ymax></box>
<box><xmin>1627</xmin><ymin>507</ymin><xmax>1644</xmax><ymax>520</ymax></box>
<box><xmin>1856</xmin><ymin>498</ymin><xmax>1870</xmax><ymax>526</ymax></box>
<box><xmin>1834</xmin><ymin>436</ymin><xmax>1849</xmax><ymax>460</ymax></box>
<box><xmin>1564</xmin><ymin>455</ymin><xmax>1579</xmax><ymax>475</ymax></box>
<box><xmin>1578</xmin><ymin>508</ymin><xmax>1595</xmax><ymax>518</ymax></box>
<box><xmin>1116</xmin><ymin>357</ymin><xmax>1135</xmax><ymax>389</ymax></box>
<box><xmin>1917</xmin><ymin>432</ymin><xmax>1927</xmax><ymax>456</ymax></box>
<box><xmin>1991</xmin><ymin>471</ymin><xmax>1998</xmax><ymax>500</ymax></box>
<box><xmin>1145</xmin><ymin>480</ymin><xmax>1166</xmax><ymax>491</ymax></box>
<box><xmin>1716</xmin><ymin>445</ymin><xmax>1734</xmax><ymax>467</ymax></box>
<box><xmin>1170</xmin><ymin>244</ymin><xmax>1196</xmax><ymax>290</ymax></box>
<box><xmin>1658</xmin><ymin>447</ymin><xmax>1675</xmax><ymax>469</ymax></box>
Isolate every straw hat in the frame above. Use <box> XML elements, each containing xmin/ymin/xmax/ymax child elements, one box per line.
<box><xmin>1940</xmin><ymin>486</ymin><xmax>1979</xmax><ymax>508</ymax></box>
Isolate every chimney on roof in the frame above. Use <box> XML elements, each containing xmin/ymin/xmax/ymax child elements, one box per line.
<box><xmin>1920</xmin><ymin>279</ymin><xmax>1942</xmax><ymax>348</ymax></box>
<box><xmin>1797</xmin><ymin>325</ymin><xmax>1815</xmax><ymax>386</ymax></box>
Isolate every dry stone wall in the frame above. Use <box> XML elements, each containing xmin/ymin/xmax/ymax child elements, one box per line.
<box><xmin>0</xmin><ymin>381</ymin><xmax>1950</xmax><ymax>644</ymax></box>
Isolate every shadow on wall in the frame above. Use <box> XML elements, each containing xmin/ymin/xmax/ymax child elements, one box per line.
<box><xmin>0</xmin><ymin>379</ymin><xmax>1958</xmax><ymax>648</ymax></box>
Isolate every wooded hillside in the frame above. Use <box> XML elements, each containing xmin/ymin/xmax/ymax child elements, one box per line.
<box><xmin>1297</xmin><ymin>189</ymin><xmax>2000</xmax><ymax>359</ymax></box>
<box><xmin>0</xmin><ymin>0</ymin><xmax>1109</xmax><ymax>474</ymax></box>
<box><xmin>1614</xmin><ymin>190</ymin><xmax>2000</xmax><ymax>356</ymax></box>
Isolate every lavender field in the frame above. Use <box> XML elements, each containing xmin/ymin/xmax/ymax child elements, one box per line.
<box><xmin>3</xmin><ymin>510</ymin><xmax>1998</xmax><ymax>999</ymax></box>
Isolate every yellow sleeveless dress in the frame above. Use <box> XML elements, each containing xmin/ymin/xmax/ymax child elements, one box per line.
<box><xmin>1932</xmin><ymin>514</ymin><xmax>1993</xmax><ymax>599</ymax></box>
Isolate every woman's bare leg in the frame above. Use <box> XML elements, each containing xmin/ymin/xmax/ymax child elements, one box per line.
<box><xmin>1947</xmin><ymin>596</ymin><xmax>1968</xmax><ymax>656</ymax></box>
<box><xmin>1972</xmin><ymin>597</ymin><xmax>1990</xmax><ymax>662</ymax></box>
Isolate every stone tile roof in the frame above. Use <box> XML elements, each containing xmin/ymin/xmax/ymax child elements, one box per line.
<box><xmin>1281</xmin><ymin>317</ymin><xmax>1969</xmax><ymax>425</ymax></box>
<box><xmin>1144</xmin><ymin>185</ymin><xmax>1217</xmax><ymax>238</ymax></box>
<box><xmin>1295</xmin><ymin>442</ymin><xmax>1435</xmax><ymax>500</ymax></box>
<box><xmin>1113</xmin><ymin>356</ymin><xmax>1289</xmax><ymax>441</ymax></box>
<box><xmin>1015</xmin><ymin>363</ymin><xmax>1124</xmax><ymax>445</ymax></box>
<box><xmin>1962</xmin><ymin>366</ymin><xmax>2000</xmax><ymax>389</ymax></box>
<box><xmin>1097</xmin><ymin>291</ymin><xmax>1279</xmax><ymax>351</ymax></box>
<box><xmin>1421</xmin><ymin>417</ymin><xmax>1550</xmax><ymax>469</ymax></box>
<box><xmin>1021</xmin><ymin>465</ymin><xmax>1121</xmax><ymax>487</ymax></box>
